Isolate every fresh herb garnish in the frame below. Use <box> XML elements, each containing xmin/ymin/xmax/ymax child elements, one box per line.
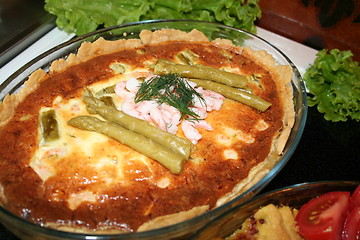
<box><xmin>134</xmin><ymin>74</ymin><xmax>206</xmax><ymax>120</ymax></box>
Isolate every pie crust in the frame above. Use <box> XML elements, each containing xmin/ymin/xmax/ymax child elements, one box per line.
<box><xmin>0</xmin><ymin>29</ymin><xmax>295</xmax><ymax>233</ymax></box>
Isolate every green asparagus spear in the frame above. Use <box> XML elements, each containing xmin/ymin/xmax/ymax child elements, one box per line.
<box><xmin>83</xmin><ymin>89</ymin><xmax>192</xmax><ymax>159</ymax></box>
<box><xmin>176</xmin><ymin>49</ymin><xmax>199</xmax><ymax>65</ymax></box>
<box><xmin>40</xmin><ymin>109</ymin><xmax>60</xmax><ymax>144</ymax></box>
<box><xmin>153</xmin><ymin>59</ymin><xmax>250</xmax><ymax>88</ymax></box>
<box><xmin>99</xmin><ymin>96</ymin><xmax>116</xmax><ymax>107</ymax></box>
<box><xmin>68</xmin><ymin>116</ymin><xmax>185</xmax><ymax>174</ymax></box>
<box><xmin>109</xmin><ymin>62</ymin><xmax>126</xmax><ymax>74</ymax></box>
<box><xmin>95</xmin><ymin>85</ymin><xmax>116</xmax><ymax>96</ymax></box>
<box><xmin>190</xmin><ymin>79</ymin><xmax>272</xmax><ymax>112</ymax></box>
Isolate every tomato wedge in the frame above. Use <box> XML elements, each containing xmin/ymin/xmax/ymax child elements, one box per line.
<box><xmin>295</xmin><ymin>191</ymin><xmax>350</xmax><ymax>240</ymax></box>
<box><xmin>350</xmin><ymin>185</ymin><xmax>360</xmax><ymax>211</ymax></box>
<box><xmin>342</xmin><ymin>206</ymin><xmax>360</xmax><ymax>240</ymax></box>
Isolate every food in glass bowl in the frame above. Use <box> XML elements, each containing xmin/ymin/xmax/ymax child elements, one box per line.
<box><xmin>0</xmin><ymin>20</ymin><xmax>306</xmax><ymax>239</ymax></box>
<box><xmin>225</xmin><ymin>203</ymin><xmax>302</xmax><ymax>239</ymax></box>
<box><xmin>192</xmin><ymin>181</ymin><xmax>360</xmax><ymax>240</ymax></box>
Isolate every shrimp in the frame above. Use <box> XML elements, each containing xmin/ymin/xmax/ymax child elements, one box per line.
<box><xmin>120</xmin><ymin>95</ymin><xmax>181</xmax><ymax>133</ymax></box>
<box><xmin>149</xmin><ymin>107</ymin><xmax>168</xmax><ymax>131</ymax></box>
<box><xmin>182</xmin><ymin>119</ymin><xmax>214</xmax><ymax>144</ymax></box>
<box><xmin>148</xmin><ymin>104</ymin><xmax>181</xmax><ymax>134</ymax></box>
<box><xmin>121</xmin><ymin>98</ymin><xmax>142</xmax><ymax>119</ymax></box>
<box><xmin>134</xmin><ymin>100</ymin><xmax>157</xmax><ymax>122</ymax></box>
<box><xmin>115</xmin><ymin>77</ymin><xmax>139</xmax><ymax>99</ymax></box>
<box><xmin>194</xmin><ymin>120</ymin><xmax>213</xmax><ymax>131</ymax></box>
<box><xmin>114</xmin><ymin>77</ymin><xmax>225</xmax><ymax>144</ymax></box>
<box><xmin>195</xmin><ymin>87</ymin><xmax>225</xmax><ymax>111</ymax></box>
<box><xmin>159</xmin><ymin>104</ymin><xmax>181</xmax><ymax>124</ymax></box>
<box><xmin>191</xmin><ymin>107</ymin><xmax>208</xmax><ymax>120</ymax></box>
<box><xmin>158</xmin><ymin>104</ymin><xmax>181</xmax><ymax>134</ymax></box>
<box><xmin>182</xmin><ymin>120</ymin><xmax>202</xmax><ymax>144</ymax></box>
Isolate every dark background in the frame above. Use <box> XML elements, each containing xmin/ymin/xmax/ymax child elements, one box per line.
<box><xmin>0</xmin><ymin>0</ymin><xmax>359</xmax><ymax>239</ymax></box>
<box><xmin>0</xmin><ymin>0</ymin><xmax>54</xmax><ymax>67</ymax></box>
<box><xmin>257</xmin><ymin>0</ymin><xmax>359</xmax><ymax>61</ymax></box>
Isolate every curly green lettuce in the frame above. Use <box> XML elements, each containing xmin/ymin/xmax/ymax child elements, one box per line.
<box><xmin>304</xmin><ymin>49</ymin><xmax>360</xmax><ymax>122</ymax></box>
<box><xmin>44</xmin><ymin>0</ymin><xmax>261</xmax><ymax>36</ymax></box>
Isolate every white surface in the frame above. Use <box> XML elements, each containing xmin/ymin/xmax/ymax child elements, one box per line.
<box><xmin>0</xmin><ymin>27</ymin><xmax>317</xmax><ymax>85</ymax></box>
<box><xmin>0</xmin><ymin>28</ymin><xmax>75</xmax><ymax>84</ymax></box>
<box><xmin>256</xmin><ymin>28</ymin><xmax>317</xmax><ymax>76</ymax></box>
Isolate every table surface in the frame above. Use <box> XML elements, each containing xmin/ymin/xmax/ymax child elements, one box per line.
<box><xmin>0</xmin><ymin>0</ymin><xmax>359</xmax><ymax>239</ymax></box>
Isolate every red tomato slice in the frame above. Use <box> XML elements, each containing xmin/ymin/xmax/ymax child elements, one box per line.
<box><xmin>295</xmin><ymin>191</ymin><xmax>350</xmax><ymax>240</ymax></box>
<box><xmin>350</xmin><ymin>185</ymin><xmax>360</xmax><ymax>211</ymax></box>
<box><xmin>342</xmin><ymin>206</ymin><xmax>360</xmax><ymax>240</ymax></box>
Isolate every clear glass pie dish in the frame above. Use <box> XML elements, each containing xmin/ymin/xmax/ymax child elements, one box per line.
<box><xmin>0</xmin><ymin>19</ymin><xmax>307</xmax><ymax>240</ymax></box>
<box><xmin>191</xmin><ymin>180</ymin><xmax>360</xmax><ymax>240</ymax></box>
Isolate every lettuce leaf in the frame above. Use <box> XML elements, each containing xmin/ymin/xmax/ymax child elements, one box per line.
<box><xmin>44</xmin><ymin>0</ymin><xmax>261</xmax><ymax>36</ymax></box>
<box><xmin>304</xmin><ymin>49</ymin><xmax>360</xmax><ymax>122</ymax></box>
<box><xmin>44</xmin><ymin>0</ymin><xmax>152</xmax><ymax>35</ymax></box>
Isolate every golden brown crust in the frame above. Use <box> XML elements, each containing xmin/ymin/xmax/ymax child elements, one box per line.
<box><xmin>0</xmin><ymin>69</ymin><xmax>47</xmax><ymax>127</ymax></box>
<box><xmin>137</xmin><ymin>205</ymin><xmax>209</xmax><ymax>232</ymax></box>
<box><xmin>49</xmin><ymin>38</ymin><xmax>144</xmax><ymax>74</ymax></box>
<box><xmin>0</xmin><ymin>28</ymin><xmax>295</xmax><ymax>233</ymax></box>
<box><xmin>139</xmin><ymin>29</ymin><xmax>209</xmax><ymax>45</ymax></box>
<box><xmin>241</xmin><ymin>47</ymin><xmax>294</xmax><ymax>155</ymax></box>
<box><xmin>215</xmin><ymin>46</ymin><xmax>294</xmax><ymax>206</ymax></box>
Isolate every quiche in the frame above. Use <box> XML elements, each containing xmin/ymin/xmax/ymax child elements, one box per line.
<box><xmin>0</xmin><ymin>29</ymin><xmax>295</xmax><ymax>233</ymax></box>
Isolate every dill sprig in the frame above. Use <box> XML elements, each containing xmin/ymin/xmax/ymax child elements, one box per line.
<box><xmin>134</xmin><ymin>74</ymin><xmax>206</xmax><ymax>120</ymax></box>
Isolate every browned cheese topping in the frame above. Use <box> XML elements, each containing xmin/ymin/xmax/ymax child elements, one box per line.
<box><xmin>0</xmin><ymin>30</ymin><xmax>293</xmax><ymax>233</ymax></box>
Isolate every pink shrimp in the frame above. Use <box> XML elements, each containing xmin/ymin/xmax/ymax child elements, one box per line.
<box><xmin>114</xmin><ymin>77</ymin><xmax>225</xmax><ymax>144</ymax></box>
<box><xmin>121</xmin><ymin>98</ymin><xmax>142</xmax><ymax>119</ymax></box>
<box><xmin>194</xmin><ymin>120</ymin><xmax>213</xmax><ymax>131</ymax></box>
<box><xmin>158</xmin><ymin>104</ymin><xmax>181</xmax><ymax>134</ymax></box>
<box><xmin>134</xmin><ymin>100</ymin><xmax>157</xmax><ymax>122</ymax></box>
<box><xmin>191</xmin><ymin>107</ymin><xmax>208</xmax><ymax>120</ymax></box>
<box><xmin>182</xmin><ymin>120</ymin><xmax>202</xmax><ymax>144</ymax></box>
<box><xmin>114</xmin><ymin>77</ymin><xmax>139</xmax><ymax>99</ymax></box>
<box><xmin>181</xmin><ymin>119</ymin><xmax>214</xmax><ymax>144</ymax></box>
<box><xmin>195</xmin><ymin>87</ymin><xmax>225</xmax><ymax>111</ymax></box>
<box><xmin>147</xmin><ymin>104</ymin><xmax>181</xmax><ymax>134</ymax></box>
<box><xmin>149</xmin><ymin>107</ymin><xmax>168</xmax><ymax>131</ymax></box>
